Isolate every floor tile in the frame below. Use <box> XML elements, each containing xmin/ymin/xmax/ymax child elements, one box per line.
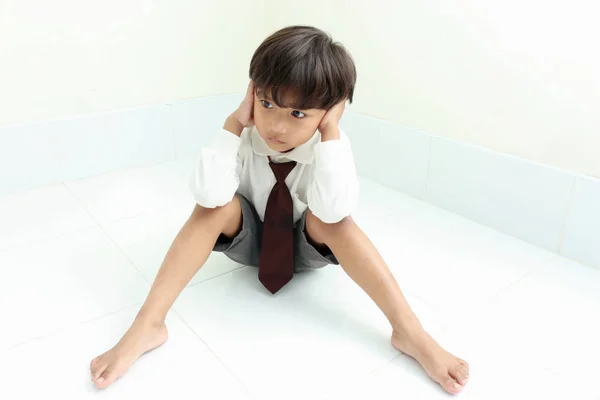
<box><xmin>4</xmin><ymin>159</ymin><xmax>597</xmax><ymax>399</ymax></box>
<box><xmin>448</xmin><ymin>257</ymin><xmax>600</xmax><ymax>397</ymax></box>
<box><xmin>0</xmin><ymin>307</ymin><xmax>251</xmax><ymax>399</ymax></box>
<box><xmin>173</xmin><ymin>265</ymin><xmax>445</xmax><ymax>400</ymax></box>
<box><xmin>353</xmin><ymin>179</ymin><xmax>555</xmax><ymax>317</ymax></box>
<box><xmin>64</xmin><ymin>159</ymin><xmax>195</xmax><ymax>224</ymax></box>
<box><xmin>0</xmin><ymin>184</ymin><xmax>96</xmax><ymax>250</ymax></box>
<box><xmin>331</xmin><ymin>356</ymin><xmax>594</xmax><ymax>400</ymax></box>
<box><xmin>103</xmin><ymin>208</ymin><xmax>244</xmax><ymax>285</ymax></box>
<box><xmin>0</xmin><ymin>228</ymin><xmax>149</xmax><ymax>350</ymax></box>
<box><xmin>331</xmin><ymin>291</ymin><xmax>598</xmax><ymax>400</ymax></box>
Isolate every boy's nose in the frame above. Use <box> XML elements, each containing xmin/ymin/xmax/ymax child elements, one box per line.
<box><xmin>269</xmin><ymin>121</ymin><xmax>288</xmax><ymax>136</ymax></box>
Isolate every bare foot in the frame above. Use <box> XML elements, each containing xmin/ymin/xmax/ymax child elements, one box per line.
<box><xmin>90</xmin><ymin>319</ymin><xmax>168</xmax><ymax>389</ymax></box>
<box><xmin>392</xmin><ymin>330</ymin><xmax>469</xmax><ymax>395</ymax></box>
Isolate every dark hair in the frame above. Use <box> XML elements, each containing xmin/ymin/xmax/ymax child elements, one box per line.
<box><xmin>249</xmin><ymin>25</ymin><xmax>356</xmax><ymax>111</ymax></box>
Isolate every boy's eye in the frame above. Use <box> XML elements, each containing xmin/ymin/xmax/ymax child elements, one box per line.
<box><xmin>291</xmin><ymin>110</ymin><xmax>306</xmax><ymax>119</ymax></box>
<box><xmin>261</xmin><ymin>100</ymin><xmax>273</xmax><ymax>109</ymax></box>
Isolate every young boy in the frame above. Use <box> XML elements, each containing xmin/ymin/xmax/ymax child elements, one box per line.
<box><xmin>90</xmin><ymin>25</ymin><xmax>469</xmax><ymax>395</ymax></box>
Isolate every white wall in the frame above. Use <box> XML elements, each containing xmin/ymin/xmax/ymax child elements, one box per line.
<box><xmin>265</xmin><ymin>0</ymin><xmax>600</xmax><ymax>178</ymax></box>
<box><xmin>0</xmin><ymin>0</ymin><xmax>264</xmax><ymax>127</ymax></box>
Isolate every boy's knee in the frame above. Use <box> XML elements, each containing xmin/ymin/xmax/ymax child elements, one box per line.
<box><xmin>306</xmin><ymin>211</ymin><xmax>353</xmax><ymax>244</ymax></box>
<box><xmin>190</xmin><ymin>196</ymin><xmax>242</xmax><ymax>236</ymax></box>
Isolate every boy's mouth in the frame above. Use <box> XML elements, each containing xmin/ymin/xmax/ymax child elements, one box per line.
<box><xmin>267</xmin><ymin>137</ymin><xmax>285</xmax><ymax>144</ymax></box>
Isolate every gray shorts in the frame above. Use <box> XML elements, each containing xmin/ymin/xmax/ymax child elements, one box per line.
<box><xmin>213</xmin><ymin>193</ymin><xmax>339</xmax><ymax>271</ymax></box>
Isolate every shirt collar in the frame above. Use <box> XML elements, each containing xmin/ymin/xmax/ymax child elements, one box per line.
<box><xmin>249</xmin><ymin>126</ymin><xmax>320</xmax><ymax>164</ymax></box>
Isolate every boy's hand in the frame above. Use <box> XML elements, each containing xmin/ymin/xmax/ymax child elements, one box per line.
<box><xmin>224</xmin><ymin>80</ymin><xmax>255</xmax><ymax>136</ymax></box>
<box><xmin>318</xmin><ymin>99</ymin><xmax>346</xmax><ymax>141</ymax></box>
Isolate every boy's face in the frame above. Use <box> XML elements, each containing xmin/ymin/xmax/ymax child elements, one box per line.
<box><xmin>253</xmin><ymin>88</ymin><xmax>326</xmax><ymax>152</ymax></box>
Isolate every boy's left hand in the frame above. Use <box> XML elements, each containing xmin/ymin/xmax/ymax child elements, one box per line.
<box><xmin>318</xmin><ymin>100</ymin><xmax>346</xmax><ymax>141</ymax></box>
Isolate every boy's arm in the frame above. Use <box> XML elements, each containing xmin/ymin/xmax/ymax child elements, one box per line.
<box><xmin>189</xmin><ymin>81</ymin><xmax>255</xmax><ymax>208</ymax></box>
<box><xmin>189</xmin><ymin>127</ymin><xmax>243</xmax><ymax>208</ymax></box>
<box><xmin>308</xmin><ymin>100</ymin><xmax>359</xmax><ymax>223</ymax></box>
<box><xmin>307</xmin><ymin>129</ymin><xmax>359</xmax><ymax>223</ymax></box>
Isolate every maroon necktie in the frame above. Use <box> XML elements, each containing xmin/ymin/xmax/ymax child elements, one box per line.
<box><xmin>258</xmin><ymin>160</ymin><xmax>297</xmax><ymax>294</ymax></box>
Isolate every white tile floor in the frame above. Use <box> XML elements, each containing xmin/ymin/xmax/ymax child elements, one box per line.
<box><xmin>1</xmin><ymin>158</ymin><xmax>599</xmax><ymax>400</ymax></box>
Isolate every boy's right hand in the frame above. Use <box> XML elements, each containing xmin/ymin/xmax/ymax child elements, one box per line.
<box><xmin>224</xmin><ymin>81</ymin><xmax>255</xmax><ymax>136</ymax></box>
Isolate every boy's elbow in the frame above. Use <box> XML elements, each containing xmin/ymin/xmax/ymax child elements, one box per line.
<box><xmin>191</xmin><ymin>190</ymin><xmax>235</xmax><ymax>209</ymax></box>
<box><xmin>308</xmin><ymin>195</ymin><xmax>358</xmax><ymax>224</ymax></box>
<box><xmin>189</xmin><ymin>175</ymin><xmax>237</xmax><ymax>209</ymax></box>
<box><xmin>312</xmin><ymin>208</ymin><xmax>352</xmax><ymax>224</ymax></box>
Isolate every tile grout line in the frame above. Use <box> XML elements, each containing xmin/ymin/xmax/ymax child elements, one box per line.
<box><xmin>59</xmin><ymin>157</ymin><xmax>185</xmax><ymax>190</ymax></box>
<box><xmin>76</xmin><ymin>301</ymin><xmax>145</xmax><ymax>326</ymax></box>
<box><xmin>61</xmin><ymin>179</ymin><xmax>258</xmax><ymax>387</ymax></box>
<box><xmin>166</xmin><ymin>103</ymin><xmax>179</xmax><ymax>162</ymax></box>
<box><xmin>169</xmin><ymin>308</ymin><xmax>259</xmax><ymax>400</ymax></box>
<box><xmin>1</xmin><ymin>182</ymin><xmax>153</xmax><ymax>351</ymax></box>
<box><xmin>2</xmin><ymin>264</ymin><xmax>247</xmax><ymax>353</ymax></box>
<box><xmin>62</xmin><ymin>179</ymin><xmax>248</xmax><ymax>295</ymax></box>
<box><xmin>1</xmin><ymin>176</ymin><xmax>175</xmax><ymax>254</ymax></box>
<box><xmin>318</xmin><ymin>354</ymin><xmax>402</xmax><ymax>400</ymax></box>
<box><xmin>6</xmin><ymin>166</ymin><xmax>580</xmax><ymax>372</ymax></box>
<box><xmin>184</xmin><ymin>265</ymin><xmax>250</xmax><ymax>288</ymax></box>
<box><xmin>486</xmin><ymin>255</ymin><xmax>558</xmax><ymax>306</ymax></box>
<box><xmin>420</xmin><ymin>252</ymin><xmax>558</xmax><ymax>334</ymax></box>
<box><xmin>2</xmin><ymin>302</ymin><xmax>144</xmax><ymax>353</ymax></box>
<box><xmin>62</xmin><ymin>182</ymin><xmax>154</xmax><ymax>286</ymax></box>
<box><xmin>0</xmin><ymin>223</ymin><xmax>99</xmax><ymax>253</ymax></box>
<box><xmin>556</xmin><ymin>176</ymin><xmax>577</xmax><ymax>255</ymax></box>
<box><xmin>423</xmin><ymin>136</ymin><xmax>433</xmax><ymax>200</ymax></box>
<box><xmin>5</xmin><ymin>261</ymin><xmax>248</xmax><ymax>352</ymax></box>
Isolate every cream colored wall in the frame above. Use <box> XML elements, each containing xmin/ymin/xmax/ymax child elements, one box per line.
<box><xmin>0</xmin><ymin>0</ymin><xmax>264</xmax><ymax>127</ymax></box>
<box><xmin>2</xmin><ymin>0</ymin><xmax>598</xmax><ymax>177</ymax></box>
<box><xmin>265</xmin><ymin>0</ymin><xmax>600</xmax><ymax>177</ymax></box>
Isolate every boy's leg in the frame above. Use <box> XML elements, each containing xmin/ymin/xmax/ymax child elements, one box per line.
<box><xmin>90</xmin><ymin>197</ymin><xmax>243</xmax><ymax>389</ymax></box>
<box><xmin>304</xmin><ymin>211</ymin><xmax>469</xmax><ymax>396</ymax></box>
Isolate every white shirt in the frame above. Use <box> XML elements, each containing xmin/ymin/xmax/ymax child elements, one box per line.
<box><xmin>189</xmin><ymin>126</ymin><xmax>359</xmax><ymax>224</ymax></box>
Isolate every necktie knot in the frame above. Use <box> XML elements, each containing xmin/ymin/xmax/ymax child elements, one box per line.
<box><xmin>269</xmin><ymin>161</ymin><xmax>297</xmax><ymax>182</ymax></box>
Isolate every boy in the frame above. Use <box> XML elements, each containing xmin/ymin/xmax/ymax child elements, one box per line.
<box><xmin>90</xmin><ymin>25</ymin><xmax>469</xmax><ymax>395</ymax></box>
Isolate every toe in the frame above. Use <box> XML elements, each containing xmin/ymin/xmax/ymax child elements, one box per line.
<box><xmin>450</xmin><ymin>364</ymin><xmax>469</xmax><ymax>386</ymax></box>
<box><xmin>91</xmin><ymin>361</ymin><xmax>108</xmax><ymax>382</ymax></box>
<box><xmin>95</xmin><ymin>368</ymin><xmax>118</xmax><ymax>389</ymax></box>
<box><xmin>431</xmin><ymin>367</ymin><xmax>463</xmax><ymax>395</ymax></box>
<box><xmin>90</xmin><ymin>356</ymin><xmax>100</xmax><ymax>370</ymax></box>
<box><xmin>456</xmin><ymin>359</ymin><xmax>470</xmax><ymax>384</ymax></box>
<box><xmin>443</xmin><ymin>377</ymin><xmax>463</xmax><ymax>395</ymax></box>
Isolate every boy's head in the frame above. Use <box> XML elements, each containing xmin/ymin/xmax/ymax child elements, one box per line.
<box><xmin>249</xmin><ymin>25</ymin><xmax>356</xmax><ymax>152</ymax></box>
